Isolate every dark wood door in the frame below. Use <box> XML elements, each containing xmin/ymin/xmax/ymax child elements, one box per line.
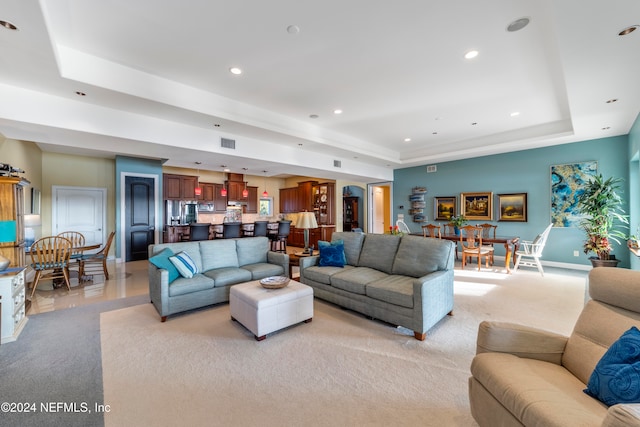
<box><xmin>125</xmin><ymin>176</ymin><xmax>155</xmax><ymax>261</ymax></box>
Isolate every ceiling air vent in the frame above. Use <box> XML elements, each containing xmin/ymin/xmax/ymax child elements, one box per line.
<box><xmin>426</xmin><ymin>165</ymin><xmax>437</xmax><ymax>173</ymax></box>
<box><xmin>221</xmin><ymin>138</ymin><xmax>236</xmax><ymax>149</ymax></box>
<box><xmin>333</xmin><ymin>160</ymin><xmax>342</xmax><ymax>168</ymax></box>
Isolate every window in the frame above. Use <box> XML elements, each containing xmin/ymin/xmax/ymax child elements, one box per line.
<box><xmin>259</xmin><ymin>197</ymin><xmax>273</xmax><ymax>216</ymax></box>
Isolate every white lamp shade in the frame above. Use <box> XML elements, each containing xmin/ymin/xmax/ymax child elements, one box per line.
<box><xmin>24</xmin><ymin>214</ymin><xmax>42</xmax><ymax>227</ymax></box>
<box><xmin>295</xmin><ymin>212</ymin><xmax>318</xmax><ymax>229</ymax></box>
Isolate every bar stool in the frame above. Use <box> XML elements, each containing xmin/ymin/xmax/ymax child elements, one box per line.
<box><xmin>269</xmin><ymin>220</ymin><xmax>291</xmax><ymax>252</ymax></box>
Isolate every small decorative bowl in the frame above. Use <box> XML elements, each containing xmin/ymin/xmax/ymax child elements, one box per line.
<box><xmin>260</xmin><ymin>276</ymin><xmax>290</xmax><ymax>289</ymax></box>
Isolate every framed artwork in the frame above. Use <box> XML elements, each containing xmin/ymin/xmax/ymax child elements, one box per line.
<box><xmin>461</xmin><ymin>192</ymin><xmax>493</xmax><ymax>220</ymax></box>
<box><xmin>550</xmin><ymin>161</ymin><xmax>597</xmax><ymax>227</ymax></box>
<box><xmin>497</xmin><ymin>193</ymin><xmax>527</xmax><ymax>222</ymax></box>
<box><xmin>434</xmin><ymin>196</ymin><xmax>457</xmax><ymax>221</ymax></box>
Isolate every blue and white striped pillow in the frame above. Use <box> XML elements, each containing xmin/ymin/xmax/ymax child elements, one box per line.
<box><xmin>169</xmin><ymin>251</ymin><xmax>198</xmax><ymax>278</ymax></box>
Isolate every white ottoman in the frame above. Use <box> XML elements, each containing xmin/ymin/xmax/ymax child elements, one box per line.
<box><xmin>230</xmin><ymin>279</ymin><xmax>314</xmax><ymax>341</ymax></box>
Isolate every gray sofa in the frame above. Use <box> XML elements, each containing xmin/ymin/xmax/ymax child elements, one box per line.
<box><xmin>299</xmin><ymin>232</ymin><xmax>456</xmax><ymax>340</ymax></box>
<box><xmin>469</xmin><ymin>267</ymin><xmax>640</xmax><ymax>427</ymax></box>
<box><xmin>148</xmin><ymin>236</ymin><xmax>288</xmax><ymax>321</ymax></box>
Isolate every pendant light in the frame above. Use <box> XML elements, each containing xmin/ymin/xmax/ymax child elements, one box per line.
<box><xmin>262</xmin><ymin>170</ymin><xmax>268</xmax><ymax>197</ymax></box>
<box><xmin>220</xmin><ymin>165</ymin><xmax>227</xmax><ymax>197</ymax></box>
<box><xmin>194</xmin><ymin>162</ymin><xmax>202</xmax><ymax>196</ymax></box>
<box><xmin>242</xmin><ymin>167</ymin><xmax>249</xmax><ymax>198</ymax></box>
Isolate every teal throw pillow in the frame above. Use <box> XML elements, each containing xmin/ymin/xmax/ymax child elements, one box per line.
<box><xmin>584</xmin><ymin>326</ymin><xmax>640</xmax><ymax>406</ymax></box>
<box><xmin>148</xmin><ymin>248</ymin><xmax>180</xmax><ymax>284</ymax></box>
<box><xmin>169</xmin><ymin>251</ymin><xmax>199</xmax><ymax>279</ymax></box>
<box><xmin>318</xmin><ymin>240</ymin><xmax>346</xmax><ymax>267</ymax></box>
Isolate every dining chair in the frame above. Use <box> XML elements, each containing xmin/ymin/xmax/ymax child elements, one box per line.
<box><xmin>395</xmin><ymin>219</ymin><xmax>411</xmax><ymax>234</ymax></box>
<box><xmin>78</xmin><ymin>231</ymin><xmax>115</xmax><ymax>282</ymax></box>
<box><xmin>222</xmin><ymin>222</ymin><xmax>242</xmax><ymax>239</ymax></box>
<box><xmin>442</xmin><ymin>223</ymin><xmax>457</xmax><ymax>236</ymax></box>
<box><xmin>29</xmin><ymin>236</ymin><xmax>73</xmax><ymax>298</ymax></box>
<box><xmin>422</xmin><ymin>224</ymin><xmax>441</xmax><ymax>238</ymax></box>
<box><xmin>478</xmin><ymin>223</ymin><xmax>497</xmax><ymax>265</ymax></box>
<box><xmin>252</xmin><ymin>221</ymin><xmax>269</xmax><ymax>237</ymax></box>
<box><xmin>459</xmin><ymin>225</ymin><xmax>493</xmax><ymax>271</ymax></box>
<box><xmin>56</xmin><ymin>231</ymin><xmax>86</xmax><ymax>260</ymax></box>
<box><xmin>189</xmin><ymin>223</ymin><xmax>211</xmax><ymax>241</ymax></box>
<box><xmin>270</xmin><ymin>220</ymin><xmax>291</xmax><ymax>252</ymax></box>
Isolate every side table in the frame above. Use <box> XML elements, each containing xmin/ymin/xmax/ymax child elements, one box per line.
<box><xmin>289</xmin><ymin>252</ymin><xmax>312</xmax><ymax>278</ymax></box>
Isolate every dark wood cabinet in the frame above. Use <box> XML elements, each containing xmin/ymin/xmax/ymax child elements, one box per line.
<box><xmin>163</xmin><ymin>174</ymin><xmax>198</xmax><ymax>200</ymax></box>
<box><xmin>0</xmin><ymin>177</ymin><xmax>27</xmax><ymax>268</ymax></box>
<box><xmin>297</xmin><ymin>181</ymin><xmax>316</xmax><ymax>212</ymax></box>
<box><xmin>288</xmin><ymin>225</ymin><xmax>334</xmax><ymax>249</ymax></box>
<box><xmin>343</xmin><ymin>196</ymin><xmax>359</xmax><ymax>231</ymax></box>
<box><xmin>245</xmin><ymin>186</ymin><xmax>258</xmax><ymax>213</ymax></box>
<box><xmin>197</xmin><ymin>182</ymin><xmax>215</xmax><ymax>202</ymax></box>
<box><xmin>313</xmin><ymin>183</ymin><xmax>334</xmax><ymax>225</ymax></box>
<box><xmin>279</xmin><ymin>187</ymin><xmax>298</xmax><ymax>213</ymax></box>
<box><xmin>214</xmin><ymin>184</ymin><xmax>227</xmax><ymax>213</ymax></box>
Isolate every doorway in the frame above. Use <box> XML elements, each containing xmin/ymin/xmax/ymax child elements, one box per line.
<box><xmin>368</xmin><ymin>183</ymin><xmax>392</xmax><ymax>234</ymax></box>
<box><xmin>123</xmin><ymin>175</ymin><xmax>156</xmax><ymax>261</ymax></box>
<box><xmin>52</xmin><ymin>186</ymin><xmax>106</xmax><ymax>246</ymax></box>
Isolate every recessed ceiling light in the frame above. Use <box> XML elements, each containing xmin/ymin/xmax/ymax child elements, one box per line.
<box><xmin>464</xmin><ymin>50</ymin><xmax>479</xmax><ymax>60</ymax></box>
<box><xmin>214</xmin><ymin>123</ymin><xmax>221</xmax><ymax>127</ymax></box>
<box><xmin>229</xmin><ymin>67</ymin><xmax>242</xmax><ymax>75</ymax></box>
<box><xmin>75</xmin><ymin>91</ymin><xmax>86</xmax><ymax>96</ymax></box>
<box><xmin>0</xmin><ymin>20</ymin><xmax>18</xmax><ymax>30</ymax></box>
<box><xmin>510</xmin><ymin>111</ymin><xmax>520</xmax><ymax>117</ymax></box>
<box><xmin>286</xmin><ymin>25</ymin><xmax>300</xmax><ymax>35</ymax></box>
<box><xmin>432</xmin><ymin>131</ymin><xmax>438</xmax><ymax>135</ymax></box>
<box><xmin>507</xmin><ymin>17</ymin><xmax>530</xmax><ymax>32</ymax></box>
<box><xmin>606</xmin><ymin>98</ymin><xmax>618</xmax><ymax>104</ymax></box>
<box><xmin>333</xmin><ymin>109</ymin><xmax>343</xmax><ymax>115</ymax></box>
<box><xmin>404</xmin><ymin>138</ymin><xmax>411</xmax><ymax>142</ymax></box>
<box><xmin>471</xmin><ymin>122</ymin><xmax>478</xmax><ymax>126</ymax></box>
<box><xmin>619</xmin><ymin>25</ymin><xmax>638</xmax><ymax>36</ymax></box>
<box><xmin>602</xmin><ymin>126</ymin><xmax>611</xmax><ymax>130</ymax></box>
<box><xmin>309</xmin><ymin>114</ymin><xmax>319</xmax><ymax>119</ymax></box>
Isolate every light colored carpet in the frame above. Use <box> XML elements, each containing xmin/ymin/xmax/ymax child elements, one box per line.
<box><xmin>101</xmin><ymin>267</ymin><xmax>588</xmax><ymax>427</ymax></box>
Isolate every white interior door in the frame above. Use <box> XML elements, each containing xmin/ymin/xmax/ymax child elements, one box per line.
<box><xmin>52</xmin><ymin>186</ymin><xmax>106</xmax><ymax>246</ymax></box>
<box><xmin>371</xmin><ymin>185</ymin><xmax>386</xmax><ymax>234</ymax></box>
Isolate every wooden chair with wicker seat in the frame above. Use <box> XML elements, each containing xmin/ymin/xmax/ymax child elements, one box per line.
<box><xmin>459</xmin><ymin>225</ymin><xmax>493</xmax><ymax>271</ymax></box>
<box><xmin>422</xmin><ymin>224</ymin><xmax>441</xmax><ymax>238</ymax></box>
<box><xmin>478</xmin><ymin>223</ymin><xmax>497</xmax><ymax>265</ymax></box>
<box><xmin>78</xmin><ymin>231</ymin><xmax>115</xmax><ymax>282</ymax></box>
<box><xmin>56</xmin><ymin>231</ymin><xmax>86</xmax><ymax>278</ymax></box>
<box><xmin>29</xmin><ymin>236</ymin><xmax>73</xmax><ymax>298</ymax></box>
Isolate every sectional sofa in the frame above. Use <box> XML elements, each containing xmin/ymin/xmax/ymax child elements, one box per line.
<box><xmin>299</xmin><ymin>232</ymin><xmax>456</xmax><ymax>340</ymax></box>
<box><xmin>148</xmin><ymin>236</ymin><xmax>288</xmax><ymax>321</ymax></box>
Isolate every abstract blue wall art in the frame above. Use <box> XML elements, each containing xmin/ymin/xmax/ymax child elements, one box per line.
<box><xmin>550</xmin><ymin>161</ymin><xmax>597</xmax><ymax>227</ymax></box>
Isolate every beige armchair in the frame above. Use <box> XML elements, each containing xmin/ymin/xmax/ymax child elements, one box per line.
<box><xmin>469</xmin><ymin>267</ymin><xmax>640</xmax><ymax>427</ymax></box>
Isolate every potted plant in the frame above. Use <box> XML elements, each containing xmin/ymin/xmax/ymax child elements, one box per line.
<box><xmin>450</xmin><ymin>214</ymin><xmax>468</xmax><ymax>235</ymax></box>
<box><xmin>575</xmin><ymin>174</ymin><xmax>629</xmax><ymax>267</ymax></box>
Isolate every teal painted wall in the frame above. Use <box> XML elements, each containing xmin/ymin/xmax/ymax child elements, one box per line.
<box><xmin>394</xmin><ymin>136</ymin><xmax>630</xmax><ymax>268</ymax></box>
<box><xmin>629</xmin><ymin>113</ymin><xmax>640</xmax><ymax>270</ymax></box>
<box><xmin>115</xmin><ymin>155</ymin><xmax>164</xmax><ymax>258</ymax></box>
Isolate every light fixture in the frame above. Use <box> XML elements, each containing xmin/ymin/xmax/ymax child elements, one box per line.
<box><xmin>220</xmin><ymin>165</ymin><xmax>227</xmax><ymax>197</ymax></box>
<box><xmin>464</xmin><ymin>50</ymin><xmax>479</xmax><ymax>60</ymax></box>
<box><xmin>619</xmin><ymin>25</ymin><xmax>638</xmax><ymax>36</ymax></box>
<box><xmin>606</xmin><ymin>99</ymin><xmax>618</xmax><ymax>104</ymax></box>
<box><xmin>242</xmin><ymin>181</ymin><xmax>248</xmax><ymax>198</ymax></box>
<box><xmin>262</xmin><ymin>170</ymin><xmax>269</xmax><ymax>197</ymax></box>
<box><xmin>0</xmin><ymin>20</ymin><xmax>18</xmax><ymax>31</ymax></box>
<box><xmin>507</xmin><ymin>17</ymin><xmax>530</xmax><ymax>33</ymax></box>
<box><xmin>194</xmin><ymin>162</ymin><xmax>202</xmax><ymax>197</ymax></box>
<box><xmin>404</xmin><ymin>138</ymin><xmax>411</xmax><ymax>142</ymax></box>
<box><xmin>295</xmin><ymin>212</ymin><xmax>318</xmax><ymax>254</ymax></box>
<box><xmin>333</xmin><ymin>109</ymin><xmax>343</xmax><ymax>115</ymax></box>
<box><xmin>229</xmin><ymin>67</ymin><xmax>242</xmax><ymax>75</ymax></box>
<box><xmin>510</xmin><ymin>111</ymin><xmax>520</xmax><ymax>117</ymax></box>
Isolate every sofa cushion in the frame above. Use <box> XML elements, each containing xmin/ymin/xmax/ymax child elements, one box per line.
<box><xmin>585</xmin><ymin>326</ymin><xmax>640</xmax><ymax>406</ymax></box>
<box><xmin>150</xmin><ymin>242</ymin><xmax>203</xmax><ymax>272</ymax></box>
<box><xmin>148</xmin><ymin>248</ymin><xmax>180</xmax><ymax>284</ymax></box>
<box><xmin>241</xmin><ymin>263</ymin><xmax>285</xmax><ymax>280</ymax></box>
<box><xmin>331</xmin><ymin>232</ymin><xmax>365</xmax><ymax>266</ymax></box>
<box><xmin>331</xmin><ymin>267</ymin><xmax>388</xmax><ymax>295</ymax></box>
<box><xmin>169</xmin><ymin>251</ymin><xmax>199</xmax><ymax>278</ymax></box>
<box><xmin>236</xmin><ymin>237</ymin><xmax>269</xmax><ymax>266</ymax></box>
<box><xmin>366</xmin><ymin>275</ymin><xmax>414</xmax><ymax>308</ymax></box>
<box><xmin>318</xmin><ymin>240</ymin><xmax>346</xmax><ymax>267</ymax></box>
<box><xmin>471</xmin><ymin>352</ymin><xmax>608</xmax><ymax>427</ymax></box>
<box><xmin>392</xmin><ymin>235</ymin><xmax>452</xmax><ymax>277</ymax></box>
<box><xmin>357</xmin><ymin>234</ymin><xmax>402</xmax><ymax>274</ymax></box>
<box><xmin>303</xmin><ymin>265</ymin><xmax>354</xmax><ymax>285</ymax></box>
<box><xmin>168</xmin><ymin>274</ymin><xmax>215</xmax><ymax>297</ymax></box>
<box><xmin>199</xmin><ymin>240</ymin><xmax>239</xmax><ymax>271</ymax></box>
<box><xmin>203</xmin><ymin>267</ymin><xmax>252</xmax><ymax>287</ymax></box>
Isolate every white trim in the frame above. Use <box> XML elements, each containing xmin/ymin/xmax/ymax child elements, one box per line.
<box><xmin>119</xmin><ymin>172</ymin><xmax>160</xmax><ymax>263</ymax></box>
<box><xmin>51</xmin><ymin>185</ymin><xmax>107</xmax><ymax>245</ymax></box>
<box><xmin>492</xmin><ymin>255</ymin><xmax>591</xmax><ymax>271</ymax></box>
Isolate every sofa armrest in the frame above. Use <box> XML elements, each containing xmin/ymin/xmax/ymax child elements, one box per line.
<box><xmin>602</xmin><ymin>404</ymin><xmax>640</xmax><ymax>427</ymax></box>
<box><xmin>476</xmin><ymin>321</ymin><xmax>568</xmax><ymax>364</ymax></box>
<box><xmin>148</xmin><ymin>263</ymin><xmax>170</xmax><ymax>319</ymax></box>
<box><xmin>267</xmin><ymin>251</ymin><xmax>289</xmax><ymax>275</ymax></box>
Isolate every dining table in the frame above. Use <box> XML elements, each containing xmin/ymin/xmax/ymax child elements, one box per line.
<box><xmin>26</xmin><ymin>241</ymin><xmax>102</xmax><ymax>288</ymax></box>
<box><xmin>416</xmin><ymin>233</ymin><xmax>520</xmax><ymax>273</ymax></box>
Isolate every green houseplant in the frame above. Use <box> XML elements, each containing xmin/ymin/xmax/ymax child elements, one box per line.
<box><xmin>575</xmin><ymin>174</ymin><xmax>628</xmax><ymax>267</ymax></box>
<box><xmin>449</xmin><ymin>214</ymin><xmax>468</xmax><ymax>235</ymax></box>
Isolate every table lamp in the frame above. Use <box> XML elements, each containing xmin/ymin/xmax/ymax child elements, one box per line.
<box><xmin>295</xmin><ymin>212</ymin><xmax>318</xmax><ymax>254</ymax></box>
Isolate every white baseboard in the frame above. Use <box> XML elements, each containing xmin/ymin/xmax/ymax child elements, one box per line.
<box><xmin>492</xmin><ymin>255</ymin><xmax>590</xmax><ymax>271</ymax></box>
